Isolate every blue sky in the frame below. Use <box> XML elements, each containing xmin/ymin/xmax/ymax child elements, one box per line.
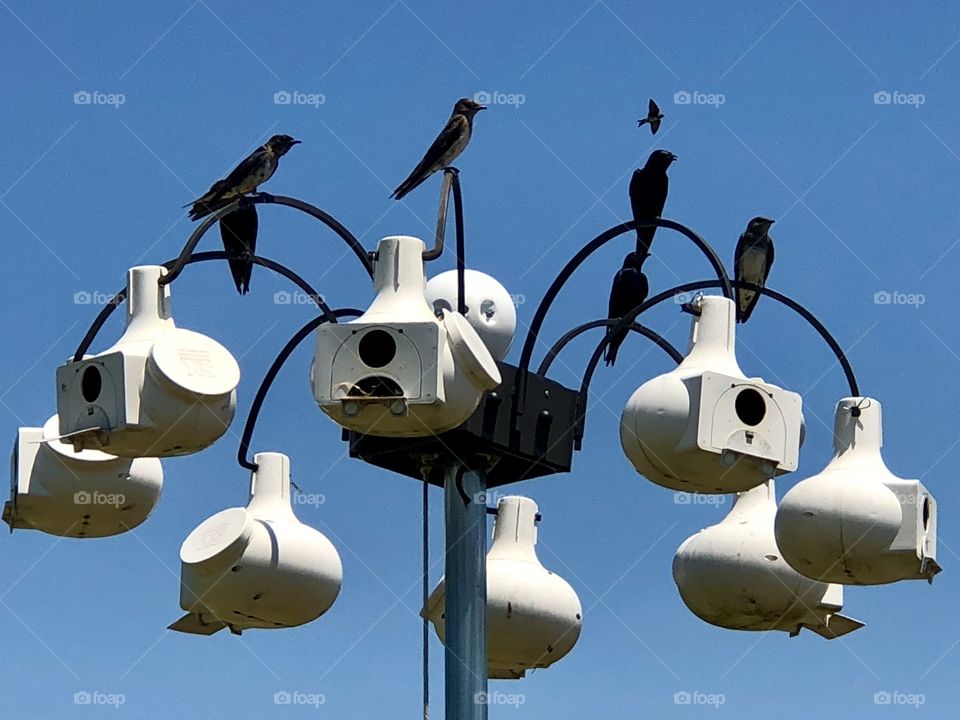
<box><xmin>1</xmin><ymin>1</ymin><xmax>959</xmax><ymax>717</ymax></box>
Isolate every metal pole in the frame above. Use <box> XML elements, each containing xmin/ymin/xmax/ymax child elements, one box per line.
<box><xmin>444</xmin><ymin>462</ymin><xmax>488</xmax><ymax>720</ymax></box>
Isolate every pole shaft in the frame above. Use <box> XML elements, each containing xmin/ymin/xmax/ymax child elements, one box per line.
<box><xmin>444</xmin><ymin>464</ymin><xmax>488</xmax><ymax>720</ymax></box>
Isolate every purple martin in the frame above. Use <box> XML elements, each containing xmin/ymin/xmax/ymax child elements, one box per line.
<box><xmin>734</xmin><ymin>216</ymin><xmax>776</xmax><ymax>323</ymax></box>
<box><xmin>391</xmin><ymin>98</ymin><xmax>486</xmax><ymax>200</ymax></box>
<box><xmin>186</xmin><ymin>134</ymin><xmax>300</xmax><ymax>221</ymax></box>
<box><xmin>605</xmin><ymin>251</ymin><xmax>649</xmax><ymax>366</ymax></box>
<box><xmin>629</xmin><ymin>149</ymin><xmax>677</xmax><ymax>260</ymax></box>
<box><xmin>637</xmin><ymin>98</ymin><xmax>664</xmax><ymax>135</ymax></box>
<box><xmin>219</xmin><ymin>204</ymin><xmax>258</xmax><ymax>295</ymax></box>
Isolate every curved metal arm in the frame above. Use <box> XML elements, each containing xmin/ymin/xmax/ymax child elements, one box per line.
<box><xmin>72</xmin><ymin>251</ymin><xmax>337</xmax><ymax>361</ymax></box>
<box><xmin>517</xmin><ymin>218</ymin><xmax>732</xmax><ymax>376</ymax></box>
<box><xmin>160</xmin><ymin>193</ymin><xmax>373</xmax><ymax>286</ymax></box>
<box><xmin>536</xmin><ymin>318</ymin><xmax>683</xmax><ymax>375</ymax></box>
<box><xmin>578</xmin><ymin>279</ymin><xmax>860</xmax><ymax>399</ymax></box>
<box><xmin>238</xmin><ymin>307</ymin><xmax>363</xmax><ymax>471</ymax></box>
<box><xmin>424</xmin><ymin>168</ymin><xmax>467</xmax><ymax>315</ymax></box>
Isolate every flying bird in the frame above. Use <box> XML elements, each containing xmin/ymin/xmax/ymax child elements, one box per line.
<box><xmin>391</xmin><ymin>98</ymin><xmax>486</xmax><ymax>200</ymax></box>
<box><xmin>605</xmin><ymin>251</ymin><xmax>649</xmax><ymax>366</ymax></box>
<box><xmin>629</xmin><ymin>149</ymin><xmax>677</xmax><ymax>260</ymax></box>
<box><xmin>186</xmin><ymin>134</ymin><xmax>300</xmax><ymax>221</ymax></box>
<box><xmin>637</xmin><ymin>98</ymin><xmax>664</xmax><ymax>134</ymax></box>
<box><xmin>219</xmin><ymin>204</ymin><xmax>258</xmax><ymax>295</ymax></box>
<box><xmin>734</xmin><ymin>216</ymin><xmax>776</xmax><ymax>323</ymax></box>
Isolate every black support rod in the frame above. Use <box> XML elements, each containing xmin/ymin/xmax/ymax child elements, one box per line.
<box><xmin>536</xmin><ymin>318</ymin><xmax>683</xmax><ymax>375</ymax></box>
<box><xmin>72</xmin><ymin>251</ymin><xmax>336</xmax><ymax>361</ymax></box>
<box><xmin>237</xmin><ymin>307</ymin><xmax>363</xmax><ymax>471</ymax></box>
<box><xmin>517</xmin><ymin>218</ymin><xmax>733</xmax><ymax>376</ymax></box>
<box><xmin>577</xmin><ymin>279</ymin><xmax>860</xmax><ymax>399</ymax></box>
<box><xmin>160</xmin><ymin>193</ymin><xmax>373</xmax><ymax>287</ymax></box>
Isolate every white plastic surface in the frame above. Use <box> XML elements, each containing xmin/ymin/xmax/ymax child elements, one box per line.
<box><xmin>620</xmin><ymin>295</ymin><xmax>803</xmax><ymax>493</ymax></box>
<box><xmin>172</xmin><ymin>452</ymin><xmax>342</xmax><ymax>635</ymax></box>
<box><xmin>313</xmin><ymin>236</ymin><xmax>501</xmax><ymax>437</ymax></box>
<box><xmin>423</xmin><ymin>496</ymin><xmax>582</xmax><ymax>679</ymax></box>
<box><xmin>425</xmin><ymin>269</ymin><xmax>518</xmax><ymax>360</ymax></box>
<box><xmin>775</xmin><ymin>397</ymin><xmax>940</xmax><ymax>585</ymax></box>
<box><xmin>56</xmin><ymin>265</ymin><xmax>239</xmax><ymax>457</ymax></box>
<box><xmin>3</xmin><ymin>415</ymin><xmax>163</xmax><ymax>538</ymax></box>
<box><xmin>673</xmin><ymin>480</ymin><xmax>863</xmax><ymax>638</ymax></box>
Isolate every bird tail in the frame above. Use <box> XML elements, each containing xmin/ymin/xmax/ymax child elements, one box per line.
<box><xmin>604</xmin><ymin>329</ymin><xmax>626</xmax><ymax>366</ymax></box>
<box><xmin>391</xmin><ymin>172</ymin><xmax>429</xmax><ymax>200</ymax></box>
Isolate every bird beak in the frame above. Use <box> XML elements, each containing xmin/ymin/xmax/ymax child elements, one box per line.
<box><xmin>671</xmin><ymin>154</ymin><xmax>678</xmax><ymax>161</ymax></box>
<box><xmin>291</xmin><ymin>139</ymin><xmax>302</xmax><ymax>145</ymax></box>
<box><xmin>477</xmin><ymin>105</ymin><xmax>487</xmax><ymax>111</ymax></box>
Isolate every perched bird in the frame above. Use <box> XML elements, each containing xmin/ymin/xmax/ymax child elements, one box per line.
<box><xmin>629</xmin><ymin>149</ymin><xmax>677</xmax><ymax>260</ymax></box>
<box><xmin>734</xmin><ymin>216</ymin><xmax>776</xmax><ymax>323</ymax></box>
<box><xmin>186</xmin><ymin>134</ymin><xmax>300</xmax><ymax>221</ymax></box>
<box><xmin>391</xmin><ymin>98</ymin><xmax>486</xmax><ymax>200</ymax></box>
<box><xmin>605</xmin><ymin>251</ymin><xmax>649</xmax><ymax>366</ymax></box>
<box><xmin>219</xmin><ymin>204</ymin><xmax>258</xmax><ymax>295</ymax></box>
<box><xmin>637</xmin><ymin>98</ymin><xmax>664</xmax><ymax>134</ymax></box>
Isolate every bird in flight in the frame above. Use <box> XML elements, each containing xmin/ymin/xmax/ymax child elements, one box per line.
<box><xmin>629</xmin><ymin>149</ymin><xmax>677</xmax><ymax>260</ymax></box>
<box><xmin>391</xmin><ymin>98</ymin><xmax>486</xmax><ymax>200</ymax></box>
<box><xmin>734</xmin><ymin>216</ymin><xmax>776</xmax><ymax>323</ymax></box>
<box><xmin>186</xmin><ymin>134</ymin><xmax>301</xmax><ymax>221</ymax></box>
<box><xmin>637</xmin><ymin>98</ymin><xmax>664</xmax><ymax>135</ymax></box>
<box><xmin>605</xmin><ymin>251</ymin><xmax>649</xmax><ymax>366</ymax></box>
<box><xmin>219</xmin><ymin>204</ymin><xmax>258</xmax><ymax>295</ymax></box>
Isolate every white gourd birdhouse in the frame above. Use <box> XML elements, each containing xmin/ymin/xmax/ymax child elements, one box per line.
<box><xmin>170</xmin><ymin>452</ymin><xmax>342</xmax><ymax>635</ymax></box>
<box><xmin>620</xmin><ymin>294</ymin><xmax>803</xmax><ymax>494</ymax></box>
<box><xmin>673</xmin><ymin>480</ymin><xmax>863</xmax><ymax>638</ymax></box>
<box><xmin>423</xmin><ymin>496</ymin><xmax>582</xmax><ymax>679</ymax></box>
<box><xmin>312</xmin><ymin>236</ymin><xmax>501</xmax><ymax>438</ymax></box>
<box><xmin>56</xmin><ymin>266</ymin><xmax>240</xmax><ymax>458</ymax></box>
<box><xmin>775</xmin><ymin>397</ymin><xmax>940</xmax><ymax>585</ymax></box>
